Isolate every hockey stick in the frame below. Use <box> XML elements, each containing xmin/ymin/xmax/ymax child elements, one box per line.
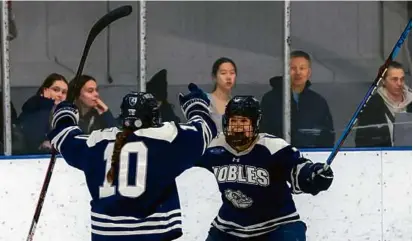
<box><xmin>68</xmin><ymin>5</ymin><xmax>132</xmax><ymax>101</ymax></box>
<box><xmin>324</xmin><ymin>19</ymin><xmax>412</xmax><ymax>169</ymax></box>
<box><xmin>25</xmin><ymin>5</ymin><xmax>132</xmax><ymax>241</ymax></box>
<box><xmin>106</xmin><ymin>1</ymin><xmax>114</xmax><ymax>84</ymax></box>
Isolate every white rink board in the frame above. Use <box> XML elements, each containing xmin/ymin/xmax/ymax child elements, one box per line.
<box><xmin>0</xmin><ymin>150</ymin><xmax>411</xmax><ymax>241</ymax></box>
<box><xmin>381</xmin><ymin>151</ymin><xmax>412</xmax><ymax>241</ymax></box>
<box><xmin>297</xmin><ymin>151</ymin><xmax>383</xmax><ymax>241</ymax></box>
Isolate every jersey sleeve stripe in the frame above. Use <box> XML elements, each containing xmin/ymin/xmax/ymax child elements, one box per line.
<box><xmin>91</xmin><ymin>223</ymin><xmax>182</xmax><ymax>236</ymax></box>
<box><xmin>187</xmin><ymin>115</ymin><xmax>215</xmax><ymax>154</ymax></box>
<box><xmin>188</xmin><ymin>116</ymin><xmax>212</xmax><ymax>144</ymax></box>
<box><xmin>290</xmin><ymin>160</ymin><xmax>312</xmax><ymax>193</ymax></box>
<box><xmin>181</xmin><ymin>100</ymin><xmax>209</xmax><ymax>118</ymax></box>
<box><xmin>91</xmin><ymin>209</ymin><xmax>182</xmax><ymax>236</ymax></box>
<box><xmin>74</xmin><ymin>135</ymin><xmax>89</xmax><ymax>140</ymax></box>
<box><xmin>91</xmin><ymin>209</ymin><xmax>180</xmax><ymax>221</ymax></box>
<box><xmin>92</xmin><ymin>216</ymin><xmax>181</xmax><ymax>228</ymax></box>
<box><xmin>50</xmin><ymin>126</ymin><xmax>81</xmax><ymax>152</ymax></box>
<box><xmin>214</xmin><ymin>212</ymin><xmax>299</xmax><ymax>229</ymax></box>
<box><xmin>212</xmin><ymin>213</ymin><xmax>300</xmax><ymax>238</ymax></box>
<box><xmin>215</xmin><ymin>219</ymin><xmax>300</xmax><ymax>238</ymax></box>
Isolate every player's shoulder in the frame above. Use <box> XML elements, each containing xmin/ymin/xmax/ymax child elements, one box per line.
<box><xmin>205</xmin><ymin>133</ymin><xmax>227</xmax><ymax>155</ymax></box>
<box><xmin>86</xmin><ymin>127</ymin><xmax>122</xmax><ymax>147</ymax></box>
<box><xmin>133</xmin><ymin>122</ymin><xmax>179</xmax><ymax>143</ymax></box>
<box><xmin>256</xmin><ymin>133</ymin><xmax>294</xmax><ymax>155</ymax></box>
<box><xmin>85</xmin><ymin>122</ymin><xmax>195</xmax><ymax>147</ymax></box>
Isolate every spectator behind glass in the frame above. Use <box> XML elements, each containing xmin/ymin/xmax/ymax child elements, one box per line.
<box><xmin>0</xmin><ymin>94</ymin><xmax>24</xmax><ymax>155</ymax></box>
<box><xmin>18</xmin><ymin>73</ymin><xmax>68</xmax><ymax>154</ymax></box>
<box><xmin>207</xmin><ymin>57</ymin><xmax>237</xmax><ymax>132</ymax></box>
<box><xmin>68</xmin><ymin>75</ymin><xmax>116</xmax><ymax>134</ymax></box>
<box><xmin>146</xmin><ymin>69</ymin><xmax>181</xmax><ymax>123</ymax></box>
<box><xmin>260</xmin><ymin>50</ymin><xmax>335</xmax><ymax>148</ymax></box>
<box><xmin>355</xmin><ymin>61</ymin><xmax>412</xmax><ymax>147</ymax></box>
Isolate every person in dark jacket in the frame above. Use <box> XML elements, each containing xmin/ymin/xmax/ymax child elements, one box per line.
<box><xmin>146</xmin><ymin>69</ymin><xmax>181</xmax><ymax>123</ymax></box>
<box><xmin>260</xmin><ymin>50</ymin><xmax>335</xmax><ymax>148</ymax></box>
<box><xmin>355</xmin><ymin>61</ymin><xmax>412</xmax><ymax>147</ymax></box>
<box><xmin>68</xmin><ymin>75</ymin><xmax>116</xmax><ymax>134</ymax></box>
<box><xmin>18</xmin><ymin>73</ymin><xmax>68</xmax><ymax>154</ymax></box>
<box><xmin>0</xmin><ymin>93</ymin><xmax>24</xmax><ymax>155</ymax></box>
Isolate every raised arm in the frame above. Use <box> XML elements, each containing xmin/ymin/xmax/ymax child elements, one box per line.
<box><xmin>177</xmin><ymin>83</ymin><xmax>218</xmax><ymax>155</ymax></box>
<box><xmin>47</xmin><ymin>101</ymin><xmax>91</xmax><ymax>170</ymax></box>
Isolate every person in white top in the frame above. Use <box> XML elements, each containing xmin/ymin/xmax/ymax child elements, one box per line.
<box><xmin>355</xmin><ymin>61</ymin><xmax>412</xmax><ymax>147</ymax></box>
<box><xmin>207</xmin><ymin>57</ymin><xmax>237</xmax><ymax>132</ymax></box>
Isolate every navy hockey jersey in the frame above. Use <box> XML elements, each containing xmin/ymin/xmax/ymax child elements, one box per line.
<box><xmin>48</xmin><ymin>117</ymin><xmax>216</xmax><ymax>241</ymax></box>
<box><xmin>199</xmin><ymin>133</ymin><xmax>312</xmax><ymax>238</ymax></box>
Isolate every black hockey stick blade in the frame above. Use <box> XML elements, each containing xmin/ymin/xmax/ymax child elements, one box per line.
<box><xmin>68</xmin><ymin>5</ymin><xmax>133</xmax><ymax>101</ymax></box>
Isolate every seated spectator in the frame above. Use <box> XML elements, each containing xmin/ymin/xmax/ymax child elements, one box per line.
<box><xmin>207</xmin><ymin>57</ymin><xmax>237</xmax><ymax>132</ymax></box>
<box><xmin>260</xmin><ymin>50</ymin><xmax>335</xmax><ymax>148</ymax></box>
<box><xmin>355</xmin><ymin>61</ymin><xmax>412</xmax><ymax>147</ymax></box>
<box><xmin>146</xmin><ymin>69</ymin><xmax>181</xmax><ymax>123</ymax></box>
<box><xmin>68</xmin><ymin>75</ymin><xmax>116</xmax><ymax>134</ymax></box>
<box><xmin>18</xmin><ymin>73</ymin><xmax>68</xmax><ymax>154</ymax></box>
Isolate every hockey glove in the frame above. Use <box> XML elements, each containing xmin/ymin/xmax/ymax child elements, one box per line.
<box><xmin>179</xmin><ymin>83</ymin><xmax>210</xmax><ymax>120</ymax></box>
<box><xmin>307</xmin><ymin>163</ymin><xmax>334</xmax><ymax>195</ymax></box>
<box><xmin>50</xmin><ymin>101</ymin><xmax>79</xmax><ymax>130</ymax></box>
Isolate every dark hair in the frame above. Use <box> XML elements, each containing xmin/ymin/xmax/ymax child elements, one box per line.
<box><xmin>211</xmin><ymin>57</ymin><xmax>237</xmax><ymax>91</ymax></box>
<box><xmin>290</xmin><ymin>50</ymin><xmax>312</xmax><ymax>66</ymax></box>
<box><xmin>36</xmin><ymin>73</ymin><xmax>68</xmax><ymax>96</ymax></box>
<box><xmin>68</xmin><ymin>74</ymin><xmax>97</xmax><ymax>101</ymax></box>
<box><xmin>384</xmin><ymin>61</ymin><xmax>404</xmax><ymax>79</ymax></box>
<box><xmin>106</xmin><ymin>128</ymin><xmax>134</xmax><ymax>184</ymax></box>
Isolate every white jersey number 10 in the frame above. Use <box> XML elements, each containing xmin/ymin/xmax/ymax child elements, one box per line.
<box><xmin>99</xmin><ymin>141</ymin><xmax>148</xmax><ymax>198</ymax></box>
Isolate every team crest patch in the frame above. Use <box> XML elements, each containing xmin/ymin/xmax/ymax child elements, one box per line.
<box><xmin>129</xmin><ymin>97</ymin><xmax>137</xmax><ymax>106</ymax></box>
<box><xmin>224</xmin><ymin>189</ymin><xmax>253</xmax><ymax>208</ymax></box>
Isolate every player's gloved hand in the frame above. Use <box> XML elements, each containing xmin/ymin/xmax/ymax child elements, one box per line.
<box><xmin>307</xmin><ymin>163</ymin><xmax>334</xmax><ymax>195</ymax></box>
<box><xmin>179</xmin><ymin>83</ymin><xmax>210</xmax><ymax>120</ymax></box>
<box><xmin>50</xmin><ymin>101</ymin><xmax>79</xmax><ymax>130</ymax></box>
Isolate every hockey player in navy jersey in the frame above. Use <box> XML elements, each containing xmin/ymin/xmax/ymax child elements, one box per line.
<box><xmin>199</xmin><ymin>95</ymin><xmax>334</xmax><ymax>241</ymax></box>
<box><xmin>47</xmin><ymin>83</ymin><xmax>217</xmax><ymax>241</ymax></box>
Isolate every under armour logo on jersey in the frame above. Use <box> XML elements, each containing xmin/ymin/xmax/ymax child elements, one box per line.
<box><xmin>232</xmin><ymin>157</ymin><xmax>240</xmax><ymax>163</ymax></box>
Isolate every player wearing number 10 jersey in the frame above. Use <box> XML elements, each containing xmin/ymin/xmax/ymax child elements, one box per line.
<box><xmin>47</xmin><ymin>84</ymin><xmax>217</xmax><ymax>241</ymax></box>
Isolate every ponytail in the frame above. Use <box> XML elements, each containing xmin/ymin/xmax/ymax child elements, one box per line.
<box><xmin>106</xmin><ymin>129</ymin><xmax>133</xmax><ymax>184</ymax></box>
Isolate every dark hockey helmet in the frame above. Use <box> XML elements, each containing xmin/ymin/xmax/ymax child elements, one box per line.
<box><xmin>120</xmin><ymin>92</ymin><xmax>162</xmax><ymax>130</ymax></box>
<box><xmin>222</xmin><ymin>95</ymin><xmax>262</xmax><ymax>151</ymax></box>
